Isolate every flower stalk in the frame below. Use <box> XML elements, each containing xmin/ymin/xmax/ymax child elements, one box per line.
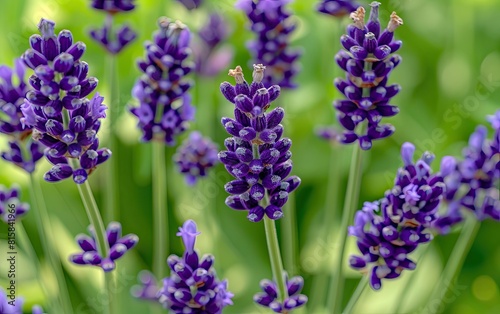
<box><xmin>152</xmin><ymin>140</ymin><xmax>168</xmax><ymax>280</ymax></box>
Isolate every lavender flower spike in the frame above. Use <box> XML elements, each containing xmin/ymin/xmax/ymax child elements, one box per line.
<box><xmin>21</xmin><ymin>18</ymin><xmax>111</xmax><ymax>184</ymax></box>
<box><xmin>130</xmin><ymin>17</ymin><xmax>195</xmax><ymax>145</ymax></box>
<box><xmin>91</xmin><ymin>0</ymin><xmax>135</xmax><ymax>13</ymax></box>
<box><xmin>158</xmin><ymin>220</ymin><xmax>234</xmax><ymax>313</ymax></box>
<box><xmin>174</xmin><ymin>131</ymin><xmax>219</xmax><ymax>185</ymax></box>
<box><xmin>69</xmin><ymin>221</ymin><xmax>139</xmax><ymax>272</ymax></box>
<box><xmin>219</xmin><ymin>64</ymin><xmax>301</xmax><ymax>222</ymax></box>
<box><xmin>317</xmin><ymin>0</ymin><xmax>359</xmax><ymax>17</ymax></box>
<box><xmin>334</xmin><ymin>2</ymin><xmax>403</xmax><ymax>149</ymax></box>
<box><xmin>236</xmin><ymin>0</ymin><xmax>301</xmax><ymax>88</ymax></box>
<box><xmin>193</xmin><ymin>13</ymin><xmax>234</xmax><ymax>77</ymax></box>
<box><xmin>348</xmin><ymin>142</ymin><xmax>448</xmax><ymax>290</ymax></box>
<box><xmin>0</xmin><ymin>185</ymin><xmax>30</xmax><ymax>223</ymax></box>
<box><xmin>0</xmin><ymin>59</ymin><xmax>44</xmax><ymax>172</ymax></box>
<box><xmin>254</xmin><ymin>274</ymin><xmax>308</xmax><ymax>313</ymax></box>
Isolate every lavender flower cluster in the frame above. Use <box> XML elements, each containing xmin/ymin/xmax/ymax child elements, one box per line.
<box><xmin>317</xmin><ymin>0</ymin><xmax>359</xmax><ymax>17</ymax></box>
<box><xmin>254</xmin><ymin>275</ymin><xmax>307</xmax><ymax>313</ymax></box>
<box><xmin>154</xmin><ymin>220</ymin><xmax>233</xmax><ymax>313</ymax></box>
<box><xmin>236</xmin><ymin>0</ymin><xmax>301</xmax><ymax>88</ymax></box>
<box><xmin>89</xmin><ymin>0</ymin><xmax>137</xmax><ymax>54</ymax></box>
<box><xmin>174</xmin><ymin>131</ymin><xmax>219</xmax><ymax>185</ymax></box>
<box><xmin>0</xmin><ymin>59</ymin><xmax>44</xmax><ymax>173</ymax></box>
<box><xmin>70</xmin><ymin>221</ymin><xmax>139</xmax><ymax>272</ymax></box>
<box><xmin>218</xmin><ymin>65</ymin><xmax>300</xmax><ymax>222</ymax></box>
<box><xmin>348</xmin><ymin>142</ymin><xmax>452</xmax><ymax>290</ymax></box>
<box><xmin>131</xmin><ymin>17</ymin><xmax>195</xmax><ymax>145</ymax></box>
<box><xmin>20</xmin><ymin>19</ymin><xmax>111</xmax><ymax>184</ymax></box>
<box><xmin>334</xmin><ymin>2</ymin><xmax>403</xmax><ymax>149</ymax></box>
<box><xmin>0</xmin><ymin>185</ymin><xmax>29</xmax><ymax>223</ymax></box>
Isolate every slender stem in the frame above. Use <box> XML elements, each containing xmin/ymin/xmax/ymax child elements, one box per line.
<box><xmin>427</xmin><ymin>218</ymin><xmax>481</xmax><ymax>314</ymax></box>
<box><xmin>342</xmin><ymin>276</ymin><xmax>368</xmax><ymax>314</ymax></box>
<box><xmin>264</xmin><ymin>215</ymin><xmax>288</xmax><ymax>303</ymax></box>
<box><xmin>105</xmin><ymin>272</ymin><xmax>116</xmax><ymax>314</ymax></box>
<box><xmin>29</xmin><ymin>174</ymin><xmax>73</xmax><ymax>314</ymax></box>
<box><xmin>282</xmin><ymin>193</ymin><xmax>298</xmax><ymax>275</ymax></box>
<box><xmin>76</xmin><ymin>180</ymin><xmax>112</xmax><ymax>314</ymax></box>
<box><xmin>105</xmin><ymin>45</ymin><xmax>119</xmax><ymax>223</ymax></box>
<box><xmin>16</xmin><ymin>222</ymin><xmax>57</xmax><ymax>312</ymax></box>
<box><xmin>153</xmin><ymin>140</ymin><xmax>168</xmax><ymax>280</ymax></box>
<box><xmin>327</xmin><ymin>144</ymin><xmax>363</xmax><ymax>313</ymax></box>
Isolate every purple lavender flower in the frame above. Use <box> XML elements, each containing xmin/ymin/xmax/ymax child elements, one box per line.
<box><xmin>20</xmin><ymin>19</ymin><xmax>111</xmax><ymax>184</ymax></box>
<box><xmin>177</xmin><ymin>0</ymin><xmax>202</xmax><ymax>10</ymax></box>
<box><xmin>193</xmin><ymin>13</ymin><xmax>234</xmax><ymax>77</ymax></box>
<box><xmin>254</xmin><ymin>274</ymin><xmax>308</xmax><ymax>313</ymax></box>
<box><xmin>439</xmin><ymin>111</ymin><xmax>500</xmax><ymax>223</ymax></box>
<box><xmin>89</xmin><ymin>22</ymin><xmax>137</xmax><ymax>54</ymax></box>
<box><xmin>90</xmin><ymin>0</ymin><xmax>135</xmax><ymax>13</ymax></box>
<box><xmin>0</xmin><ymin>287</ymin><xmax>42</xmax><ymax>314</ymax></box>
<box><xmin>174</xmin><ymin>131</ymin><xmax>219</xmax><ymax>185</ymax></box>
<box><xmin>315</xmin><ymin>126</ymin><xmax>341</xmax><ymax>144</ymax></box>
<box><xmin>131</xmin><ymin>270</ymin><xmax>160</xmax><ymax>301</ymax></box>
<box><xmin>348</xmin><ymin>142</ymin><xmax>449</xmax><ymax>290</ymax></box>
<box><xmin>0</xmin><ymin>185</ymin><xmax>29</xmax><ymax>223</ymax></box>
<box><xmin>69</xmin><ymin>221</ymin><xmax>138</xmax><ymax>272</ymax></box>
<box><xmin>158</xmin><ymin>220</ymin><xmax>234</xmax><ymax>313</ymax></box>
<box><xmin>0</xmin><ymin>59</ymin><xmax>44</xmax><ymax>173</ymax></box>
<box><xmin>317</xmin><ymin>0</ymin><xmax>359</xmax><ymax>17</ymax></box>
<box><xmin>236</xmin><ymin>0</ymin><xmax>301</xmax><ymax>88</ymax></box>
<box><xmin>218</xmin><ymin>65</ymin><xmax>301</xmax><ymax>222</ymax></box>
<box><xmin>130</xmin><ymin>18</ymin><xmax>195</xmax><ymax>145</ymax></box>
<box><xmin>334</xmin><ymin>2</ymin><xmax>403</xmax><ymax>149</ymax></box>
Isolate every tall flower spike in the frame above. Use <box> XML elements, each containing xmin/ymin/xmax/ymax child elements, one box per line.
<box><xmin>21</xmin><ymin>18</ymin><xmax>111</xmax><ymax>184</ymax></box>
<box><xmin>0</xmin><ymin>59</ymin><xmax>44</xmax><ymax>172</ymax></box>
<box><xmin>0</xmin><ymin>185</ymin><xmax>30</xmax><ymax>223</ymax></box>
<box><xmin>130</xmin><ymin>17</ymin><xmax>195</xmax><ymax>145</ymax></box>
<box><xmin>193</xmin><ymin>13</ymin><xmax>234</xmax><ymax>77</ymax></box>
<box><xmin>254</xmin><ymin>274</ymin><xmax>308</xmax><ymax>313</ymax></box>
<box><xmin>69</xmin><ymin>221</ymin><xmax>139</xmax><ymax>272</ymax></box>
<box><xmin>334</xmin><ymin>2</ymin><xmax>403</xmax><ymax>150</ymax></box>
<box><xmin>439</xmin><ymin>111</ymin><xmax>500</xmax><ymax>223</ymax></box>
<box><xmin>236</xmin><ymin>0</ymin><xmax>301</xmax><ymax>88</ymax></box>
<box><xmin>348</xmin><ymin>142</ymin><xmax>449</xmax><ymax>290</ymax></box>
<box><xmin>174</xmin><ymin>131</ymin><xmax>219</xmax><ymax>185</ymax></box>
<box><xmin>158</xmin><ymin>220</ymin><xmax>234</xmax><ymax>313</ymax></box>
<box><xmin>219</xmin><ymin>65</ymin><xmax>301</xmax><ymax>222</ymax></box>
<box><xmin>316</xmin><ymin>0</ymin><xmax>360</xmax><ymax>17</ymax></box>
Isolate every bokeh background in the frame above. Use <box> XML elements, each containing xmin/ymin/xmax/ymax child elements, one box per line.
<box><xmin>0</xmin><ymin>0</ymin><xmax>499</xmax><ymax>313</ymax></box>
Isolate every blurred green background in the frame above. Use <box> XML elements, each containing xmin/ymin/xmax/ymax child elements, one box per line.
<box><xmin>0</xmin><ymin>0</ymin><xmax>499</xmax><ymax>313</ymax></box>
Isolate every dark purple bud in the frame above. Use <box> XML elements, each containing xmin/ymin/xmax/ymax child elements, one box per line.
<box><xmin>234</xmin><ymin>94</ymin><xmax>253</xmax><ymax>113</ymax></box>
<box><xmin>253</xmin><ymin>88</ymin><xmax>270</xmax><ymax>109</ymax></box>
<box><xmin>218</xmin><ymin>151</ymin><xmax>239</xmax><ymax>166</ymax></box>
<box><xmin>287</xmin><ymin>276</ymin><xmax>304</xmax><ymax>296</ymax></box>
<box><xmin>73</xmin><ymin>168</ymin><xmax>88</xmax><ymax>184</ymax></box>
<box><xmin>374</xmin><ymin>45</ymin><xmax>391</xmax><ymax>60</ymax></box>
<box><xmin>250</xmin><ymin>183</ymin><xmax>265</xmax><ymax>201</ymax></box>
<box><xmin>231</xmin><ymin>163</ymin><xmax>249</xmax><ymax>178</ymax></box>
<box><xmin>69</xmin><ymin>115</ymin><xmax>86</xmax><ymax>133</ymax></box>
<box><xmin>270</xmin><ymin>190</ymin><xmax>288</xmax><ymax>208</ymax></box>
<box><xmin>349</xmin><ymin>255</ymin><xmax>366</xmax><ymax>269</ymax></box>
<box><xmin>109</xmin><ymin>243</ymin><xmax>127</xmax><ymax>260</ymax></box>
<box><xmin>260</xmin><ymin>130</ymin><xmax>278</xmax><ymax>143</ymax></box>
<box><xmin>47</xmin><ymin>142</ymin><xmax>68</xmax><ymax>157</ymax></box>
<box><xmin>45</xmin><ymin>119</ymin><xmax>63</xmax><ymax>136</ymax></box>
<box><xmin>265</xmin><ymin>205</ymin><xmax>283</xmax><ymax>220</ymax></box>
<box><xmin>239</xmin><ymin>127</ymin><xmax>257</xmax><ymax>141</ymax></box>
<box><xmin>341</xmin><ymin>35</ymin><xmax>359</xmax><ymax>50</ymax></box>
<box><xmin>247</xmin><ymin>206</ymin><xmax>265</xmax><ymax>222</ymax></box>
<box><xmin>350</xmin><ymin>46</ymin><xmax>368</xmax><ymax>60</ymax></box>
<box><xmin>235</xmin><ymin>147</ymin><xmax>253</xmax><ymax>163</ymax></box>
<box><xmin>79</xmin><ymin>77</ymin><xmax>99</xmax><ymax>98</ymax></box>
<box><xmin>224</xmin><ymin>180</ymin><xmax>249</xmax><ymax>194</ymax></box>
<box><xmin>53</xmin><ymin>53</ymin><xmax>74</xmax><ymax>73</ymax></box>
<box><xmin>363</xmin><ymin>32</ymin><xmax>378</xmax><ymax>53</ymax></box>
<box><xmin>58</xmin><ymin>30</ymin><xmax>73</xmax><ymax>52</ymax></box>
<box><xmin>266</xmin><ymin>107</ymin><xmax>285</xmax><ymax>129</ymax></box>
<box><xmin>268</xmin><ymin>85</ymin><xmax>280</xmax><ymax>102</ymax></box>
<box><xmin>23</xmin><ymin>49</ymin><xmax>48</xmax><ymax>69</ymax></box>
<box><xmin>80</xmin><ymin>149</ymin><xmax>98</xmax><ymax>169</ymax></box>
<box><xmin>66</xmin><ymin>42</ymin><xmax>86</xmax><ymax>61</ymax></box>
<box><xmin>262</xmin><ymin>174</ymin><xmax>282</xmax><ymax>190</ymax></box>
<box><xmin>261</xmin><ymin>148</ymin><xmax>280</xmax><ymax>165</ymax></box>
<box><xmin>76</xmin><ymin>234</ymin><xmax>95</xmax><ymax>251</ymax></box>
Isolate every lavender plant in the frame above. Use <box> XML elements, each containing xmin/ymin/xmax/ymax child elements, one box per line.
<box><xmin>236</xmin><ymin>0</ymin><xmax>301</xmax><ymax>88</ymax></box>
<box><xmin>254</xmin><ymin>274</ymin><xmax>307</xmax><ymax>313</ymax></box>
<box><xmin>219</xmin><ymin>64</ymin><xmax>300</xmax><ymax>222</ymax></box>
<box><xmin>317</xmin><ymin>0</ymin><xmax>359</xmax><ymax>17</ymax></box>
<box><xmin>174</xmin><ymin>131</ymin><xmax>218</xmax><ymax>185</ymax></box>
<box><xmin>70</xmin><ymin>221</ymin><xmax>138</xmax><ymax>271</ymax></box>
<box><xmin>0</xmin><ymin>185</ymin><xmax>29</xmax><ymax>223</ymax></box>
<box><xmin>348</xmin><ymin>142</ymin><xmax>451</xmax><ymax>290</ymax></box>
<box><xmin>334</xmin><ymin>2</ymin><xmax>403</xmax><ymax>150</ymax></box>
<box><xmin>156</xmin><ymin>220</ymin><xmax>234</xmax><ymax>313</ymax></box>
<box><xmin>0</xmin><ymin>59</ymin><xmax>44</xmax><ymax>172</ymax></box>
<box><xmin>193</xmin><ymin>13</ymin><xmax>234</xmax><ymax>77</ymax></box>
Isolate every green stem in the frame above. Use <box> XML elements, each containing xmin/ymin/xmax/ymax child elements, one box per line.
<box><xmin>105</xmin><ymin>272</ymin><xmax>116</xmax><ymax>314</ymax></box>
<box><xmin>105</xmin><ymin>44</ymin><xmax>119</xmax><ymax>223</ymax></box>
<box><xmin>153</xmin><ymin>140</ymin><xmax>168</xmax><ymax>280</ymax></box>
<box><xmin>342</xmin><ymin>276</ymin><xmax>368</xmax><ymax>314</ymax></box>
<box><xmin>29</xmin><ymin>174</ymin><xmax>73</xmax><ymax>314</ymax></box>
<box><xmin>76</xmin><ymin>180</ymin><xmax>112</xmax><ymax>314</ymax></box>
<box><xmin>16</xmin><ymin>222</ymin><xmax>57</xmax><ymax>312</ymax></box>
<box><xmin>427</xmin><ymin>218</ymin><xmax>481</xmax><ymax>314</ymax></box>
<box><xmin>264</xmin><ymin>215</ymin><xmax>288</xmax><ymax>303</ymax></box>
<box><xmin>282</xmin><ymin>192</ymin><xmax>298</xmax><ymax>275</ymax></box>
<box><xmin>327</xmin><ymin>144</ymin><xmax>363</xmax><ymax>313</ymax></box>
